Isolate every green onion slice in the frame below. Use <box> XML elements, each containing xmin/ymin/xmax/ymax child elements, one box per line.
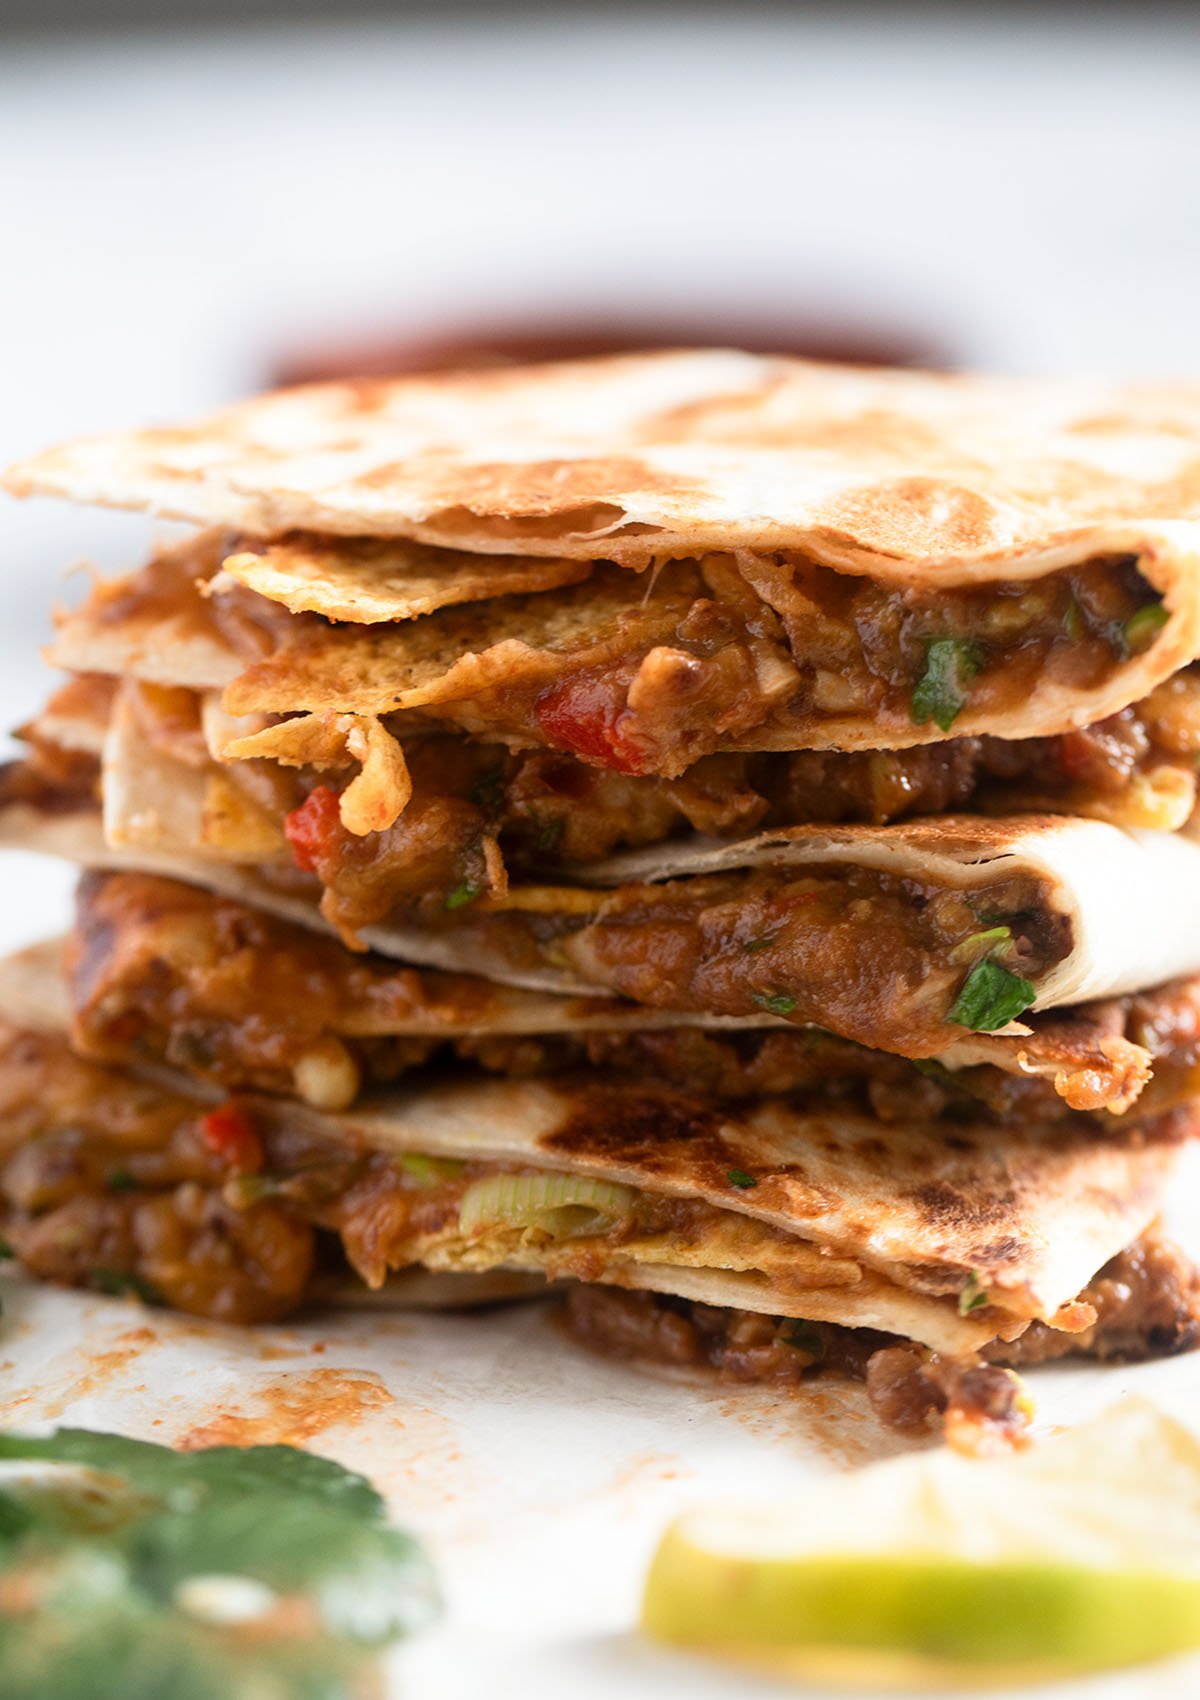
<box><xmin>398</xmin><ymin>1153</ymin><xmax>465</xmax><ymax>1189</ymax></box>
<box><xmin>726</xmin><ymin>1168</ymin><xmax>758</xmax><ymax>1190</ymax></box>
<box><xmin>1124</xmin><ymin>601</ymin><xmax>1169</xmax><ymax>655</ymax></box>
<box><xmin>780</xmin><ymin>1322</ymin><xmax>826</xmax><ymax>1360</ymax></box>
<box><xmin>958</xmin><ymin>1273</ymin><xmax>990</xmax><ymax>1316</ymax></box>
<box><xmin>458</xmin><ymin>1172</ymin><xmax>637</xmax><ymax>1238</ymax></box>
<box><xmin>947</xmin><ymin>924</ymin><xmax>1013</xmax><ymax>965</ymax></box>
<box><xmin>949</xmin><ymin>958</ymin><xmax>1036</xmax><ymax>1032</ymax></box>
<box><xmin>751</xmin><ymin>991</ymin><xmax>797</xmax><ymax>1015</ymax></box>
<box><xmin>444</xmin><ymin>881</ymin><xmax>483</xmax><ymax>911</ymax></box>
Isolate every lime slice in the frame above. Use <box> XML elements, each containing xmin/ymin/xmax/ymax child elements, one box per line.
<box><xmin>642</xmin><ymin>1401</ymin><xmax>1200</xmax><ymax>1681</ymax></box>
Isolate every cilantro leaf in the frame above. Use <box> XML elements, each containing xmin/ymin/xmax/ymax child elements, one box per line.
<box><xmin>726</xmin><ymin>1169</ymin><xmax>757</xmax><ymax>1190</ymax></box>
<box><xmin>0</xmin><ymin>1427</ymin><xmax>439</xmax><ymax>1700</ymax></box>
<box><xmin>948</xmin><ymin>958</ymin><xmax>1036</xmax><ymax>1032</ymax></box>
<box><xmin>750</xmin><ymin>991</ymin><xmax>797</xmax><ymax>1015</ymax></box>
<box><xmin>533</xmin><ymin>813</ymin><xmax>565</xmax><ymax>854</ymax></box>
<box><xmin>958</xmin><ymin>1273</ymin><xmax>990</xmax><ymax>1316</ymax></box>
<box><xmin>444</xmin><ymin>881</ymin><xmax>482</xmax><ymax>911</ymax></box>
<box><xmin>910</xmin><ymin>638</ymin><xmax>984</xmax><ymax>733</ymax></box>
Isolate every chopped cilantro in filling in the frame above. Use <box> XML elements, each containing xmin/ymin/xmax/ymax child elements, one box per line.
<box><xmin>910</xmin><ymin>638</ymin><xmax>985</xmax><ymax>733</ymax></box>
<box><xmin>949</xmin><ymin>958</ymin><xmax>1037</xmax><ymax>1032</ymax></box>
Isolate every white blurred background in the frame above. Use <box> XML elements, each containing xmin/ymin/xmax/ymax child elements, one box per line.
<box><xmin>1</xmin><ymin>2</ymin><xmax>1199</xmax><ymax>743</ymax></box>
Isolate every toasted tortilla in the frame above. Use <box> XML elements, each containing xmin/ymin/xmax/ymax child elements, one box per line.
<box><xmin>8</xmin><ymin>352</ymin><xmax>1200</xmax><ymax>571</ymax></box>
<box><xmin>46</xmin><ymin>535</ymin><xmax>244</xmax><ymax>691</ymax></box>
<box><xmin>219</xmin><ymin>533</ymin><xmax>592</xmax><ymax>621</ymax></box>
<box><xmin>577</xmin><ymin>817</ymin><xmax>1200</xmax><ymax>1016</ymax></box>
<box><xmin>214</xmin><ymin>564</ymin><xmax>746</xmax><ymax>720</ymax></box>
<box><xmin>23</xmin><ymin>674</ymin><xmax>116</xmax><ymax>757</ymax></box>
<box><xmin>0</xmin><ymin>939</ymin><xmax>1186</xmax><ymax>1356</ymax></box>
<box><xmin>0</xmin><ymin>793</ymin><xmax>1171</xmax><ymax>1117</ymax></box>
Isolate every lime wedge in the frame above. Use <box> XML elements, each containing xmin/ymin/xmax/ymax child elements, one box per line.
<box><xmin>642</xmin><ymin>1401</ymin><xmax>1200</xmax><ymax>1680</ymax></box>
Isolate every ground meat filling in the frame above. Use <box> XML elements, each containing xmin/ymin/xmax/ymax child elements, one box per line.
<box><xmin>732</xmin><ymin>550</ymin><xmax>1167</xmax><ymax>742</ymax></box>
<box><xmin>0</xmin><ymin>1022</ymin><xmax>833</xmax><ymax>1322</ymax></box>
<box><xmin>258</xmin><ymin>678</ymin><xmax>1200</xmax><ymax>932</ymax></box>
<box><xmin>216</xmin><ymin>550</ymin><xmax>1169</xmax><ymax>778</ymax></box>
<box><xmin>297</xmin><ymin>861</ymin><xmax>1067</xmax><ymax>1056</ymax></box>
<box><xmin>73</xmin><ymin>873</ymin><xmax>1187</xmax><ymax>1121</ymax></box>
<box><xmin>61</xmin><ymin>928</ymin><xmax>1200</xmax><ymax>1126</ymax></box>
<box><xmin>14</xmin><ymin>658</ymin><xmax>1200</xmax><ymax>940</ymax></box>
<box><xmin>563</xmin><ymin>1226</ymin><xmax>1200</xmax><ymax>1439</ymax></box>
<box><xmin>554</xmin><ymin>865</ymin><xmax>1068</xmax><ymax>1055</ymax></box>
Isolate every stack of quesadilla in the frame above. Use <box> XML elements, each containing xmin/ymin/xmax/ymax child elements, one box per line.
<box><xmin>5</xmin><ymin>350</ymin><xmax>1200</xmax><ymax>1445</ymax></box>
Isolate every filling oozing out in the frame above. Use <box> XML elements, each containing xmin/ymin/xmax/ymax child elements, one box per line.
<box><xmin>563</xmin><ymin>1234</ymin><xmax>1200</xmax><ymax>1450</ymax></box>
<box><xmin>2</xmin><ymin>1018</ymin><xmax>1196</xmax><ymax>1451</ymax></box>
<box><xmin>203</xmin><ymin>548</ymin><xmax>1171</xmax><ymax>775</ymax></box>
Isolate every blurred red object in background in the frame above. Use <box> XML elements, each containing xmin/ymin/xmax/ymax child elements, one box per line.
<box><xmin>272</xmin><ymin>312</ymin><xmax>949</xmax><ymax>386</ymax></box>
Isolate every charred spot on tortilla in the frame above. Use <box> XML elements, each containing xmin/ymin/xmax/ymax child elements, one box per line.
<box><xmin>904</xmin><ymin>1180</ymin><xmax>1020</xmax><ymax>1231</ymax></box>
<box><xmin>539</xmin><ymin>1089</ymin><xmax>738</xmax><ymax>1177</ymax></box>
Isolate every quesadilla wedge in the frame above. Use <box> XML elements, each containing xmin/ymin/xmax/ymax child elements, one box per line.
<box><xmin>13</xmin><ymin>722</ymin><xmax>1200</xmax><ymax>1063</ymax></box>
<box><xmin>34</xmin><ymin>650</ymin><xmax>1200</xmax><ymax>938</ymax></box>
<box><xmin>41</xmin><ymin>699</ymin><xmax>1200</xmax><ymax>1058</ymax></box>
<box><xmin>0</xmin><ymin>774</ymin><xmax>1169</xmax><ymax>1118</ymax></box>
<box><xmin>40</xmin><ymin>524</ymin><xmax>1200</xmax><ymax>783</ymax></box>
<box><xmin>69</xmin><ymin>869</ymin><xmax>1198</xmax><ymax>1123</ymax></box>
<box><xmin>1</xmin><ymin>940</ymin><xmax>1196</xmax><ymax>1452</ymax></box>
<box><xmin>42</xmin><ymin>543</ymin><xmax>1200</xmax><ymax>882</ymax></box>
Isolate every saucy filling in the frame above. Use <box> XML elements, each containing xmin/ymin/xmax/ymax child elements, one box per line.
<box><xmin>71</xmin><ymin>540</ymin><xmax>1175</xmax><ymax>782</ymax></box>
<box><xmin>3</xmin><ymin>1016</ymin><xmax>1193</xmax><ymax>1450</ymax></box>
<box><xmin>204</xmin><ymin>549</ymin><xmax>1170</xmax><ymax>778</ymax></box>
<box><xmin>70</xmin><ymin>873</ymin><xmax>1164</xmax><ymax>1120</ymax></box>
<box><xmin>9</xmin><ymin>702</ymin><xmax>1074</xmax><ymax>1056</ymax></box>
<box><xmin>0</xmin><ymin>1021</ymin><xmax>940</xmax><ymax>1330</ymax></box>
<box><xmin>115</xmin><ymin>663</ymin><xmax>1200</xmax><ymax>935</ymax></box>
<box><xmin>406</xmin><ymin>864</ymin><xmax>1068</xmax><ymax>1055</ymax></box>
